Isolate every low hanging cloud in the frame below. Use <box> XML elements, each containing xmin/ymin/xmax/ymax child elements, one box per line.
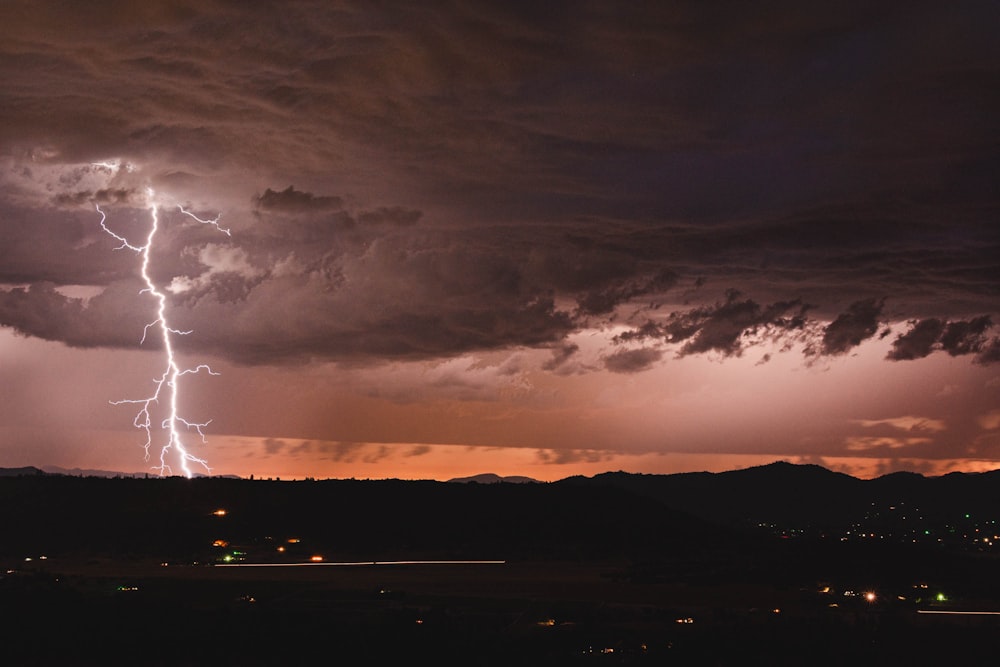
<box><xmin>977</xmin><ymin>339</ymin><xmax>1000</xmax><ymax>365</ymax></box>
<box><xmin>52</xmin><ymin>188</ymin><xmax>141</xmax><ymax>208</ymax></box>
<box><xmin>845</xmin><ymin>436</ymin><xmax>931</xmax><ymax>452</ymax></box>
<box><xmin>542</xmin><ymin>342</ymin><xmax>581</xmax><ymax>373</ymax></box>
<box><xmin>253</xmin><ymin>186</ymin><xmax>344</xmax><ymax>213</ymax></box>
<box><xmin>941</xmin><ymin>316</ymin><xmax>994</xmax><ymax>357</ymax></box>
<box><xmin>0</xmin><ymin>281</ymin><xmax>155</xmax><ymax>349</ymax></box>
<box><xmin>604</xmin><ymin>292</ymin><xmax>993</xmax><ymax>369</ymax></box>
<box><xmin>842</xmin><ymin>414</ymin><xmax>947</xmax><ymax>454</ymax></box>
<box><xmin>819</xmin><ymin>298</ymin><xmax>885</xmax><ymax>356</ymax></box>
<box><xmin>252</xmin><ymin>187</ymin><xmax>422</xmax><ymax>229</ymax></box>
<box><xmin>613</xmin><ymin>290</ymin><xmax>812</xmax><ymax>360</ymax></box>
<box><xmin>260</xmin><ymin>439</ymin><xmax>394</xmax><ymax>464</ymax></box>
<box><xmin>887</xmin><ymin>315</ymin><xmax>997</xmax><ymax>364</ymax></box>
<box><xmin>535</xmin><ymin>448</ymin><xmax>615</xmax><ymax>465</ymax></box>
<box><xmin>262</xmin><ymin>438</ymin><xmax>288</xmax><ymax>455</ymax></box>
<box><xmin>886</xmin><ymin>318</ymin><xmax>947</xmax><ymax>360</ymax></box>
<box><xmin>575</xmin><ymin>268</ymin><xmax>679</xmax><ymax>316</ymax></box>
<box><xmin>603</xmin><ymin>347</ymin><xmax>664</xmax><ymax>374</ymax></box>
<box><xmin>854</xmin><ymin>416</ymin><xmax>947</xmax><ymax>434</ymax></box>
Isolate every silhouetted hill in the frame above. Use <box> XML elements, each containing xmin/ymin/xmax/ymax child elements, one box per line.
<box><xmin>583</xmin><ymin>462</ymin><xmax>865</xmax><ymax>528</ymax></box>
<box><xmin>0</xmin><ymin>466</ymin><xmax>45</xmax><ymax>477</ymax></box>
<box><xmin>0</xmin><ymin>474</ymin><xmax>727</xmax><ymax>563</ymax></box>
<box><xmin>448</xmin><ymin>473</ymin><xmax>539</xmax><ymax>484</ymax></box>
<box><xmin>579</xmin><ymin>461</ymin><xmax>1000</xmax><ymax>532</ymax></box>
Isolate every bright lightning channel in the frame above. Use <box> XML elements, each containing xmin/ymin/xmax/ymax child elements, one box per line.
<box><xmin>97</xmin><ymin>188</ymin><xmax>229</xmax><ymax>478</ymax></box>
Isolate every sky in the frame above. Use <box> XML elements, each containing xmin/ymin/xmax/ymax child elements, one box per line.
<box><xmin>0</xmin><ymin>1</ymin><xmax>998</xmax><ymax>481</ymax></box>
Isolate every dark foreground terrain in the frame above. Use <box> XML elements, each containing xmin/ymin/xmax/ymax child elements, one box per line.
<box><xmin>3</xmin><ymin>466</ymin><xmax>1000</xmax><ymax>665</ymax></box>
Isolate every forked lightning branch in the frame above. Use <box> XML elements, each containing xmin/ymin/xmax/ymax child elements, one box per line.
<box><xmin>97</xmin><ymin>188</ymin><xmax>229</xmax><ymax>478</ymax></box>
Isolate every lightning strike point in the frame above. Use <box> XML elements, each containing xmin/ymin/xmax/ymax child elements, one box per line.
<box><xmin>99</xmin><ymin>190</ymin><xmax>227</xmax><ymax>478</ymax></box>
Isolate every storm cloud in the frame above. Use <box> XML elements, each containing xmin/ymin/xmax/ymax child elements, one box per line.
<box><xmin>1</xmin><ymin>0</ymin><xmax>996</xmax><ymax>369</ymax></box>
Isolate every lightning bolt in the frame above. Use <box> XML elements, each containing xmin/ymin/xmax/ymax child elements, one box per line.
<box><xmin>97</xmin><ymin>188</ymin><xmax>229</xmax><ymax>478</ymax></box>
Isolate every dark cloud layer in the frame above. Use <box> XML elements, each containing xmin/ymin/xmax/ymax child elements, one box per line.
<box><xmin>0</xmin><ymin>0</ymin><xmax>997</xmax><ymax>368</ymax></box>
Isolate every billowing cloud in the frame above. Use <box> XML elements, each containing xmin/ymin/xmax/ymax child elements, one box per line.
<box><xmin>613</xmin><ymin>290</ymin><xmax>812</xmax><ymax>361</ymax></box>
<box><xmin>0</xmin><ymin>281</ymin><xmax>153</xmax><ymax>348</ymax></box>
<box><xmin>887</xmin><ymin>316</ymin><xmax>998</xmax><ymax>364</ymax></box>
<box><xmin>887</xmin><ymin>318</ymin><xmax>946</xmax><ymax>361</ymax></box>
<box><xmin>819</xmin><ymin>298</ymin><xmax>884</xmax><ymax>356</ymax></box>
<box><xmin>941</xmin><ymin>316</ymin><xmax>993</xmax><ymax>357</ymax></box>
<box><xmin>575</xmin><ymin>269</ymin><xmax>678</xmax><ymax>316</ymax></box>
<box><xmin>167</xmin><ymin>244</ymin><xmax>262</xmax><ymax>294</ymax></box>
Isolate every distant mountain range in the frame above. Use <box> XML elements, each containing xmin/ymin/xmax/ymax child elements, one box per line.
<box><xmin>4</xmin><ymin>460</ymin><xmax>999</xmax><ymax>543</ymax></box>
<box><xmin>5</xmin><ymin>460</ymin><xmax>1000</xmax><ymax>529</ymax></box>
<box><xmin>447</xmin><ymin>473</ymin><xmax>539</xmax><ymax>484</ymax></box>
<box><xmin>576</xmin><ymin>461</ymin><xmax>1000</xmax><ymax>530</ymax></box>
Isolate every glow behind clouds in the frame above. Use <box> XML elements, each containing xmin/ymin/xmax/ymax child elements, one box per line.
<box><xmin>0</xmin><ymin>1</ymin><xmax>997</xmax><ymax>479</ymax></box>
